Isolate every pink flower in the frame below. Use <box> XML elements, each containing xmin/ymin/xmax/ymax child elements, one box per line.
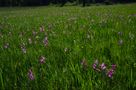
<box><xmin>93</xmin><ymin>64</ymin><xmax>96</xmax><ymax>69</ymax></box>
<box><xmin>111</xmin><ymin>64</ymin><xmax>116</xmax><ymax>70</ymax></box>
<box><xmin>40</xmin><ymin>26</ymin><xmax>45</xmax><ymax>32</ymax></box>
<box><xmin>107</xmin><ymin>64</ymin><xmax>116</xmax><ymax>78</ymax></box>
<box><xmin>43</xmin><ymin>37</ymin><xmax>48</xmax><ymax>46</ymax></box>
<box><xmin>100</xmin><ymin>63</ymin><xmax>106</xmax><ymax>70</ymax></box>
<box><xmin>39</xmin><ymin>56</ymin><xmax>46</xmax><ymax>64</ymax></box>
<box><xmin>107</xmin><ymin>69</ymin><xmax>114</xmax><ymax>78</ymax></box>
<box><xmin>21</xmin><ymin>44</ymin><xmax>26</xmax><ymax>53</ymax></box>
<box><xmin>92</xmin><ymin>60</ymin><xmax>98</xmax><ymax>70</ymax></box>
<box><xmin>28</xmin><ymin>69</ymin><xmax>34</xmax><ymax>80</ymax></box>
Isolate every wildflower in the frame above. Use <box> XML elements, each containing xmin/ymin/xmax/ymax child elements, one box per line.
<box><xmin>28</xmin><ymin>69</ymin><xmax>34</xmax><ymax>80</ymax></box>
<box><xmin>39</xmin><ymin>56</ymin><xmax>46</xmax><ymax>64</ymax></box>
<box><xmin>118</xmin><ymin>32</ymin><xmax>123</xmax><ymax>36</ymax></box>
<box><xmin>22</xmin><ymin>47</ymin><xmax>26</xmax><ymax>53</ymax></box>
<box><xmin>92</xmin><ymin>60</ymin><xmax>98</xmax><ymax>70</ymax></box>
<box><xmin>28</xmin><ymin>38</ymin><xmax>32</xmax><ymax>44</ymax></box>
<box><xmin>107</xmin><ymin>69</ymin><xmax>114</xmax><ymax>78</ymax></box>
<box><xmin>4</xmin><ymin>43</ymin><xmax>9</xmax><ymax>49</ymax></box>
<box><xmin>81</xmin><ymin>58</ymin><xmax>88</xmax><ymax>70</ymax></box>
<box><xmin>93</xmin><ymin>63</ymin><xmax>96</xmax><ymax>69</ymax></box>
<box><xmin>40</xmin><ymin>26</ymin><xmax>45</xmax><ymax>32</ymax></box>
<box><xmin>118</xmin><ymin>39</ymin><xmax>123</xmax><ymax>45</ymax></box>
<box><xmin>21</xmin><ymin>44</ymin><xmax>26</xmax><ymax>54</ymax></box>
<box><xmin>100</xmin><ymin>63</ymin><xmax>106</xmax><ymax>70</ymax></box>
<box><xmin>64</xmin><ymin>48</ymin><xmax>68</xmax><ymax>52</ymax></box>
<box><xmin>111</xmin><ymin>64</ymin><xmax>116</xmax><ymax>70</ymax></box>
<box><xmin>107</xmin><ymin>64</ymin><xmax>116</xmax><ymax>78</ymax></box>
<box><xmin>43</xmin><ymin>37</ymin><xmax>48</xmax><ymax>46</ymax></box>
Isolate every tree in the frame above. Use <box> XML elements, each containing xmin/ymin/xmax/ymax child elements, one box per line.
<box><xmin>0</xmin><ymin>0</ymin><xmax>136</xmax><ymax>7</ymax></box>
<box><xmin>83</xmin><ymin>0</ymin><xmax>86</xmax><ymax>6</ymax></box>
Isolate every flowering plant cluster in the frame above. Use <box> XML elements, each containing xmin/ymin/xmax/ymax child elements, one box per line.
<box><xmin>28</xmin><ymin>56</ymin><xmax>46</xmax><ymax>80</ymax></box>
<box><xmin>93</xmin><ymin>60</ymin><xmax>116</xmax><ymax>78</ymax></box>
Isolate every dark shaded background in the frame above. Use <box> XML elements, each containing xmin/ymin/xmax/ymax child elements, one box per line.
<box><xmin>0</xmin><ymin>0</ymin><xmax>136</xmax><ymax>7</ymax></box>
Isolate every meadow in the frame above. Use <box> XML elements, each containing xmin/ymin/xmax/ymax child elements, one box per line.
<box><xmin>0</xmin><ymin>3</ymin><xmax>136</xmax><ymax>90</ymax></box>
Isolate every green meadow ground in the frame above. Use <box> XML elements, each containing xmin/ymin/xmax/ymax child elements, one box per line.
<box><xmin>0</xmin><ymin>3</ymin><xmax>136</xmax><ymax>90</ymax></box>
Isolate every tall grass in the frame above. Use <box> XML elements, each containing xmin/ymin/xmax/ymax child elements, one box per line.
<box><xmin>0</xmin><ymin>4</ymin><xmax>136</xmax><ymax>89</ymax></box>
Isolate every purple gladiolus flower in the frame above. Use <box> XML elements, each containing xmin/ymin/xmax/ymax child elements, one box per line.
<box><xmin>28</xmin><ymin>69</ymin><xmax>34</xmax><ymax>80</ymax></box>
<box><xmin>107</xmin><ymin>69</ymin><xmax>114</xmax><ymax>78</ymax></box>
<box><xmin>100</xmin><ymin>63</ymin><xmax>106</xmax><ymax>70</ymax></box>
<box><xmin>111</xmin><ymin>64</ymin><xmax>116</xmax><ymax>70</ymax></box>
<box><xmin>39</xmin><ymin>56</ymin><xmax>46</xmax><ymax>64</ymax></box>
<box><xmin>21</xmin><ymin>45</ymin><xmax>26</xmax><ymax>54</ymax></box>
<box><xmin>40</xmin><ymin>26</ymin><xmax>45</xmax><ymax>32</ymax></box>
<box><xmin>92</xmin><ymin>60</ymin><xmax>98</xmax><ymax>70</ymax></box>
<box><xmin>43</xmin><ymin>37</ymin><xmax>48</xmax><ymax>46</ymax></box>
<box><xmin>93</xmin><ymin>63</ymin><xmax>97</xmax><ymax>69</ymax></box>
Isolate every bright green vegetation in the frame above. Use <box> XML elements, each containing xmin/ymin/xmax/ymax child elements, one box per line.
<box><xmin>0</xmin><ymin>4</ymin><xmax>136</xmax><ymax>90</ymax></box>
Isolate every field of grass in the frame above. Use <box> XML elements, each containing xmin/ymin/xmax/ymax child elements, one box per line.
<box><xmin>0</xmin><ymin>3</ymin><xmax>136</xmax><ymax>90</ymax></box>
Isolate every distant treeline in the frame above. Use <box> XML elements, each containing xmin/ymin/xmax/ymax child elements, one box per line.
<box><xmin>0</xmin><ymin>0</ymin><xmax>136</xmax><ymax>7</ymax></box>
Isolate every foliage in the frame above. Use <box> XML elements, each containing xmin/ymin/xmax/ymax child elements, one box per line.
<box><xmin>0</xmin><ymin>0</ymin><xmax>136</xmax><ymax>6</ymax></box>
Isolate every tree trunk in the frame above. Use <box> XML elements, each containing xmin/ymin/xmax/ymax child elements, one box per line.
<box><xmin>83</xmin><ymin>0</ymin><xmax>86</xmax><ymax>7</ymax></box>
